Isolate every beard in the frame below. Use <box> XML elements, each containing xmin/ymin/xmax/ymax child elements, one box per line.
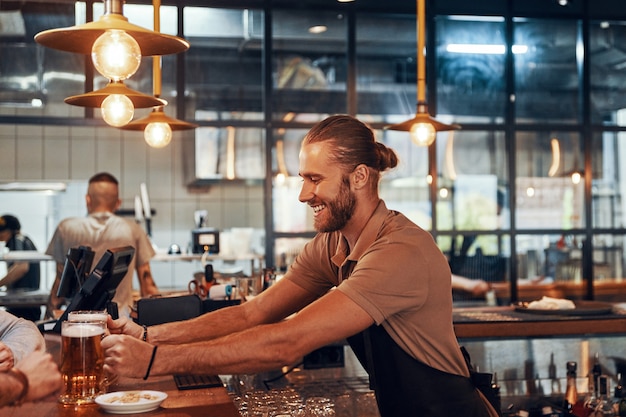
<box><xmin>314</xmin><ymin>178</ymin><xmax>356</xmax><ymax>233</ymax></box>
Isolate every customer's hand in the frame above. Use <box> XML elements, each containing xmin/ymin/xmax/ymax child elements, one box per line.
<box><xmin>102</xmin><ymin>335</ymin><xmax>155</xmax><ymax>379</ymax></box>
<box><xmin>107</xmin><ymin>315</ymin><xmax>143</xmax><ymax>340</ymax></box>
<box><xmin>0</xmin><ymin>342</ymin><xmax>14</xmax><ymax>371</ymax></box>
<box><xmin>467</xmin><ymin>279</ymin><xmax>491</xmax><ymax>297</ymax></box>
<box><xmin>16</xmin><ymin>351</ymin><xmax>62</xmax><ymax>402</ymax></box>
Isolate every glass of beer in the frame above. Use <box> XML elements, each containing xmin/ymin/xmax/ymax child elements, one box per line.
<box><xmin>58</xmin><ymin>320</ymin><xmax>106</xmax><ymax>405</ymax></box>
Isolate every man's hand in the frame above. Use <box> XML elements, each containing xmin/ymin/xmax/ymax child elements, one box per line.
<box><xmin>102</xmin><ymin>335</ymin><xmax>155</xmax><ymax>379</ymax></box>
<box><xmin>107</xmin><ymin>315</ymin><xmax>144</xmax><ymax>340</ymax></box>
<box><xmin>16</xmin><ymin>351</ymin><xmax>62</xmax><ymax>401</ymax></box>
<box><xmin>0</xmin><ymin>342</ymin><xmax>14</xmax><ymax>372</ymax></box>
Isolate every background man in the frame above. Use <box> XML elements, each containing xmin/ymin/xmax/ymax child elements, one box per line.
<box><xmin>0</xmin><ymin>215</ymin><xmax>42</xmax><ymax>321</ymax></box>
<box><xmin>45</xmin><ymin>172</ymin><xmax>159</xmax><ymax>318</ymax></box>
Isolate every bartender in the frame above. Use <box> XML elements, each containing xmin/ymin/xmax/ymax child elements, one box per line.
<box><xmin>103</xmin><ymin>115</ymin><xmax>498</xmax><ymax>417</ymax></box>
<box><xmin>0</xmin><ymin>215</ymin><xmax>42</xmax><ymax>321</ymax></box>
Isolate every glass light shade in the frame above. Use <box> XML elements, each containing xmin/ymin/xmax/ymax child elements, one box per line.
<box><xmin>409</xmin><ymin>122</ymin><xmax>437</xmax><ymax>146</ymax></box>
<box><xmin>144</xmin><ymin>122</ymin><xmax>172</xmax><ymax>148</ymax></box>
<box><xmin>92</xmin><ymin>30</ymin><xmax>141</xmax><ymax>81</ymax></box>
<box><xmin>101</xmin><ymin>94</ymin><xmax>134</xmax><ymax>127</ymax></box>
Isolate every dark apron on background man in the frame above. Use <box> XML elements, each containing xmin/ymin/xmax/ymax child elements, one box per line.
<box><xmin>347</xmin><ymin>324</ymin><xmax>494</xmax><ymax>417</ymax></box>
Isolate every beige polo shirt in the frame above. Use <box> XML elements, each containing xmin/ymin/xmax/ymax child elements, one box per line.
<box><xmin>286</xmin><ymin>199</ymin><xmax>469</xmax><ymax>377</ymax></box>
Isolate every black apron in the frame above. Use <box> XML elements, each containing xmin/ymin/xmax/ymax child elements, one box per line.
<box><xmin>347</xmin><ymin>324</ymin><xmax>492</xmax><ymax>417</ymax></box>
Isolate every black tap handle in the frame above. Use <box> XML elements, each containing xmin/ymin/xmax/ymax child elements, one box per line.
<box><xmin>107</xmin><ymin>301</ymin><xmax>119</xmax><ymax>320</ymax></box>
<box><xmin>205</xmin><ymin>264</ymin><xmax>214</xmax><ymax>283</ymax></box>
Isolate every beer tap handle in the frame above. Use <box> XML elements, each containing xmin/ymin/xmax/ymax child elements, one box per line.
<box><xmin>106</xmin><ymin>301</ymin><xmax>119</xmax><ymax>320</ymax></box>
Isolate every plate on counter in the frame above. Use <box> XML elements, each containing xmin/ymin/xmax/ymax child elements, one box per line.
<box><xmin>513</xmin><ymin>300</ymin><xmax>614</xmax><ymax>316</ymax></box>
<box><xmin>95</xmin><ymin>390</ymin><xmax>167</xmax><ymax>414</ymax></box>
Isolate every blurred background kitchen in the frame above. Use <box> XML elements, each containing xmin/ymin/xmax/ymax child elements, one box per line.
<box><xmin>3</xmin><ymin>0</ymin><xmax>626</xmax><ymax>415</ymax></box>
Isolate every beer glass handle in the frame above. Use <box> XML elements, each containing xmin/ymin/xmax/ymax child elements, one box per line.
<box><xmin>107</xmin><ymin>302</ymin><xmax>119</xmax><ymax>320</ymax></box>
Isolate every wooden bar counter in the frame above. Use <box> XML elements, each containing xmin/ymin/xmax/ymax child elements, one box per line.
<box><xmin>453</xmin><ymin>304</ymin><xmax>626</xmax><ymax>339</ymax></box>
<box><xmin>0</xmin><ymin>375</ymin><xmax>240</xmax><ymax>417</ymax></box>
<box><xmin>0</xmin><ymin>334</ymin><xmax>241</xmax><ymax>417</ymax></box>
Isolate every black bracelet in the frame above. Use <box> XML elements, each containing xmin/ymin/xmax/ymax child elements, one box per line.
<box><xmin>142</xmin><ymin>325</ymin><xmax>148</xmax><ymax>342</ymax></box>
<box><xmin>143</xmin><ymin>346</ymin><xmax>158</xmax><ymax>380</ymax></box>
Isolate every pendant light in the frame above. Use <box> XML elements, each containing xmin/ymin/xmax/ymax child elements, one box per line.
<box><xmin>34</xmin><ymin>0</ymin><xmax>189</xmax><ymax>56</ymax></box>
<box><xmin>34</xmin><ymin>0</ymin><xmax>189</xmax><ymax>127</ymax></box>
<box><xmin>121</xmin><ymin>0</ymin><xmax>197</xmax><ymax>148</ymax></box>
<box><xmin>385</xmin><ymin>0</ymin><xmax>460</xmax><ymax>146</ymax></box>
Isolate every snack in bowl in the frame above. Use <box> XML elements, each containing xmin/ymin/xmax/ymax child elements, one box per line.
<box><xmin>95</xmin><ymin>390</ymin><xmax>167</xmax><ymax>414</ymax></box>
<box><xmin>526</xmin><ymin>296</ymin><xmax>576</xmax><ymax>310</ymax></box>
<box><xmin>102</xmin><ymin>391</ymin><xmax>162</xmax><ymax>404</ymax></box>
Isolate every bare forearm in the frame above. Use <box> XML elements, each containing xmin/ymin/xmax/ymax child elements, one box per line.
<box><xmin>0</xmin><ymin>263</ymin><xmax>28</xmax><ymax>288</ymax></box>
<box><xmin>152</xmin><ymin>322</ymin><xmax>307</xmax><ymax>376</ymax></box>
<box><xmin>0</xmin><ymin>370</ymin><xmax>27</xmax><ymax>407</ymax></box>
<box><xmin>136</xmin><ymin>263</ymin><xmax>159</xmax><ymax>296</ymax></box>
<box><xmin>148</xmin><ymin>303</ymin><xmax>254</xmax><ymax>344</ymax></box>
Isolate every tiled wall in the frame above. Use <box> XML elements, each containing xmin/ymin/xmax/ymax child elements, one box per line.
<box><xmin>0</xmin><ymin>121</ymin><xmax>265</xmax><ymax>291</ymax></box>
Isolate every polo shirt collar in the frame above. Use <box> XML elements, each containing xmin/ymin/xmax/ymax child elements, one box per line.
<box><xmin>332</xmin><ymin>199</ymin><xmax>388</xmax><ymax>267</ymax></box>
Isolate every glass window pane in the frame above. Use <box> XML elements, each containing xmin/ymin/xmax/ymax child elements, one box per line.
<box><xmin>436</xmin><ymin>16</ymin><xmax>507</xmax><ymax>124</ymax></box>
<box><xmin>272</xmin><ymin>10</ymin><xmax>346</xmax><ymax>119</ymax></box>
<box><xmin>356</xmin><ymin>13</ymin><xmax>415</xmax><ymax>119</ymax></box>
<box><xmin>185</xmin><ymin>8</ymin><xmax>263</xmax><ymax>116</ymax></box>
<box><xmin>379</xmin><ymin>130</ymin><xmax>431</xmax><ymax>230</ymax></box>
<box><xmin>590</xmin><ymin>20</ymin><xmax>626</xmax><ymax>126</ymax></box>
<box><xmin>592</xmin><ymin>234</ymin><xmax>625</xmax><ymax>293</ymax></box>
<box><xmin>515</xmin><ymin>131</ymin><xmax>585</xmax><ymax>229</ymax></box>
<box><xmin>438</xmin><ymin>234</ymin><xmax>510</xmax><ymax>307</ymax></box>
<box><xmin>1</xmin><ymin>4</ymin><xmax>84</xmax><ymax>116</ymax></box>
<box><xmin>435</xmin><ymin>130</ymin><xmax>509</xmax><ymax>231</ymax></box>
<box><xmin>592</xmin><ymin>131</ymin><xmax>626</xmax><ymax>229</ymax></box>
<box><xmin>194</xmin><ymin>112</ymin><xmax>265</xmax><ymax>181</ymax></box>
<box><xmin>273</xmin><ymin>126</ymin><xmax>313</xmax><ymax>233</ymax></box>
<box><xmin>516</xmin><ymin>233</ymin><xmax>625</xmax><ymax>302</ymax></box>
<box><xmin>516</xmin><ymin>233</ymin><xmax>583</xmax><ymax>295</ymax></box>
<box><xmin>514</xmin><ymin>18</ymin><xmax>580</xmax><ymax>124</ymax></box>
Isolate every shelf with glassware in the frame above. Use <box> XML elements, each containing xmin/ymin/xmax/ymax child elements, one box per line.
<box><xmin>151</xmin><ymin>251</ymin><xmax>265</xmax><ymax>279</ymax></box>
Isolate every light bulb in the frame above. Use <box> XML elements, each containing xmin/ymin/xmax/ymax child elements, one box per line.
<box><xmin>144</xmin><ymin>122</ymin><xmax>172</xmax><ymax>148</ymax></box>
<box><xmin>101</xmin><ymin>94</ymin><xmax>134</xmax><ymax>127</ymax></box>
<box><xmin>92</xmin><ymin>30</ymin><xmax>142</xmax><ymax>81</ymax></box>
<box><xmin>571</xmin><ymin>172</ymin><xmax>581</xmax><ymax>184</ymax></box>
<box><xmin>409</xmin><ymin>122</ymin><xmax>436</xmax><ymax>146</ymax></box>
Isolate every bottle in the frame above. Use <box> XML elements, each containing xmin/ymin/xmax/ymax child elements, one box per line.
<box><xmin>563</xmin><ymin>361</ymin><xmax>578</xmax><ymax>416</ymax></box>
<box><xmin>491</xmin><ymin>372</ymin><xmax>501</xmax><ymax>415</ymax></box>
<box><xmin>616</xmin><ymin>373</ymin><xmax>626</xmax><ymax>417</ymax></box>
<box><xmin>593</xmin><ymin>354</ymin><xmax>602</xmax><ymax>399</ymax></box>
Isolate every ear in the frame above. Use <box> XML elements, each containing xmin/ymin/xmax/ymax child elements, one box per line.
<box><xmin>351</xmin><ymin>164</ymin><xmax>370</xmax><ymax>190</ymax></box>
<box><xmin>114</xmin><ymin>198</ymin><xmax>122</xmax><ymax>211</ymax></box>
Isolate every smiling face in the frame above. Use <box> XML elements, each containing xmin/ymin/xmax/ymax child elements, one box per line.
<box><xmin>298</xmin><ymin>141</ymin><xmax>356</xmax><ymax>233</ymax></box>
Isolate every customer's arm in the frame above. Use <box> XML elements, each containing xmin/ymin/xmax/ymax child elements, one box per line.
<box><xmin>45</xmin><ymin>263</ymin><xmax>65</xmax><ymax>319</ymax></box>
<box><xmin>0</xmin><ymin>311</ymin><xmax>45</xmax><ymax>368</ymax></box>
<box><xmin>0</xmin><ymin>262</ymin><xmax>29</xmax><ymax>288</ymax></box>
<box><xmin>451</xmin><ymin>274</ymin><xmax>490</xmax><ymax>297</ymax></box>
<box><xmin>0</xmin><ymin>351</ymin><xmax>62</xmax><ymax>407</ymax></box>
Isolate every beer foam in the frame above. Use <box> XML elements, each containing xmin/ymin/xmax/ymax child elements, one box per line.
<box><xmin>62</xmin><ymin>323</ymin><xmax>105</xmax><ymax>338</ymax></box>
<box><xmin>69</xmin><ymin>313</ymin><xmax>107</xmax><ymax>322</ymax></box>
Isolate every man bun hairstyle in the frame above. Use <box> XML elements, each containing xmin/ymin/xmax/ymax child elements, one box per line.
<box><xmin>303</xmin><ymin>115</ymin><xmax>398</xmax><ymax>174</ymax></box>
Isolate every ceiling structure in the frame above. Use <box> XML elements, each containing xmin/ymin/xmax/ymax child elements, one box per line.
<box><xmin>1</xmin><ymin>1</ymin><xmax>626</xmax><ymax>122</ymax></box>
